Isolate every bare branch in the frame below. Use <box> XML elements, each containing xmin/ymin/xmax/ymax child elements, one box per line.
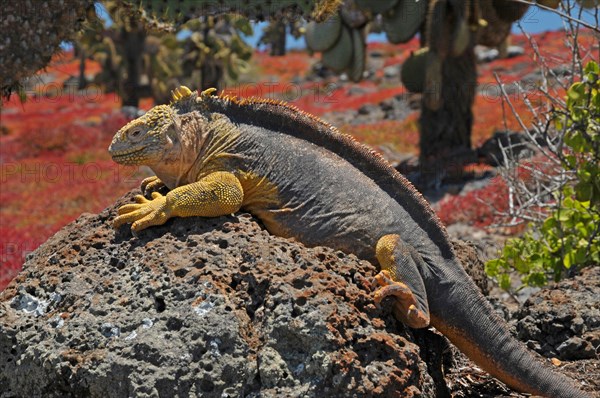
<box><xmin>511</xmin><ymin>0</ymin><xmax>600</xmax><ymax>32</ymax></box>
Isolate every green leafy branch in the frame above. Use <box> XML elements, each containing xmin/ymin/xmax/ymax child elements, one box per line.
<box><xmin>486</xmin><ymin>61</ymin><xmax>600</xmax><ymax>290</ymax></box>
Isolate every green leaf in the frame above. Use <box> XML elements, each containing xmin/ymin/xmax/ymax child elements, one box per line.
<box><xmin>575</xmin><ymin>247</ymin><xmax>588</xmax><ymax>264</ymax></box>
<box><xmin>527</xmin><ymin>272</ymin><xmax>547</xmax><ymax>287</ymax></box>
<box><xmin>575</xmin><ymin>182</ymin><xmax>593</xmax><ymax>202</ymax></box>
<box><xmin>563</xmin><ymin>248</ymin><xmax>576</xmax><ymax>269</ymax></box>
<box><xmin>542</xmin><ymin>216</ymin><xmax>557</xmax><ymax>232</ymax></box>
<box><xmin>557</xmin><ymin>208</ymin><xmax>573</xmax><ymax>222</ymax></box>
<box><xmin>499</xmin><ymin>273</ymin><xmax>511</xmax><ymax>291</ymax></box>
<box><xmin>584</xmin><ymin>61</ymin><xmax>599</xmax><ymax>75</ymax></box>
<box><xmin>485</xmin><ymin>259</ymin><xmax>503</xmax><ymax>276</ymax></box>
<box><xmin>565</xmin><ymin>130</ymin><xmax>587</xmax><ymax>152</ymax></box>
<box><xmin>567</xmin><ymin>82</ymin><xmax>585</xmax><ymax>102</ymax></box>
<box><xmin>591</xmin><ymin>89</ymin><xmax>600</xmax><ymax>109</ymax></box>
<box><xmin>575</xmin><ymin>221</ymin><xmax>590</xmax><ymax>237</ymax></box>
<box><xmin>514</xmin><ymin>256</ymin><xmax>530</xmax><ymax>273</ymax></box>
<box><xmin>564</xmin><ymin>154</ymin><xmax>577</xmax><ymax>169</ymax></box>
<box><xmin>578</xmin><ymin>168</ymin><xmax>592</xmax><ymax>182</ymax></box>
<box><xmin>567</xmin><ymin>82</ymin><xmax>585</xmax><ymax>101</ymax></box>
<box><xmin>529</xmin><ymin>253</ymin><xmax>544</xmax><ymax>270</ymax></box>
<box><xmin>502</xmin><ymin>244</ymin><xmax>517</xmax><ymax>258</ymax></box>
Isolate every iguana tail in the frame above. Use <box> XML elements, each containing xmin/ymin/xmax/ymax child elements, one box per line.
<box><xmin>427</xmin><ymin>265</ymin><xmax>590</xmax><ymax>398</ymax></box>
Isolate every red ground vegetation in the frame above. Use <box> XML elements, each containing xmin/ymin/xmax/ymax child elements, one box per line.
<box><xmin>435</xmin><ymin>176</ymin><xmax>509</xmax><ymax>228</ymax></box>
<box><xmin>1</xmin><ymin>93</ymin><xmax>142</xmax><ymax>289</ymax></box>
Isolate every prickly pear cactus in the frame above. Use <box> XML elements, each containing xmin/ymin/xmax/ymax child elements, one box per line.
<box><xmin>304</xmin><ymin>12</ymin><xmax>366</xmax><ymax>82</ymax></box>
<box><xmin>349</xmin><ymin>28</ymin><xmax>366</xmax><ymax>82</ymax></box>
<box><xmin>139</xmin><ymin>0</ymin><xmax>342</xmax><ymax>22</ymax></box>
<box><xmin>305</xmin><ymin>15</ymin><xmax>343</xmax><ymax>52</ymax></box>
<box><xmin>575</xmin><ymin>0</ymin><xmax>599</xmax><ymax>7</ymax></box>
<box><xmin>492</xmin><ymin>0</ymin><xmax>529</xmax><ymax>22</ymax></box>
<box><xmin>536</xmin><ymin>0</ymin><xmax>561</xmax><ymax>7</ymax></box>
<box><xmin>477</xmin><ymin>0</ymin><xmax>517</xmax><ymax>48</ymax></box>
<box><xmin>1</xmin><ymin>0</ymin><xmax>95</xmax><ymax>97</ymax></box>
<box><xmin>353</xmin><ymin>0</ymin><xmax>398</xmax><ymax>14</ymax></box>
<box><xmin>321</xmin><ymin>25</ymin><xmax>354</xmax><ymax>73</ymax></box>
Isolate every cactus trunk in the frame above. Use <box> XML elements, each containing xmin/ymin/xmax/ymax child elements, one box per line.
<box><xmin>419</xmin><ymin>45</ymin><xmax>476</xmax><ymax>163</ymax></box>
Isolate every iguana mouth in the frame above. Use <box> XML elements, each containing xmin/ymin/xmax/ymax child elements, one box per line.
<box><xmin>111</xmin><ymin>146</ymin><xmax>146</xmax><ymax>158</ymax></box>
<box><xmin>110</xmin><ymin>146</ymin><xmax>147</xmax><ymax>160</ymax></box>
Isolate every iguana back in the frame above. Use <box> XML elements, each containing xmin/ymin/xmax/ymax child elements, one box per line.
<box><xmin>205</xmin><ymin>96</ymin><xmax>451</xmax><ymax>248</ymax></box>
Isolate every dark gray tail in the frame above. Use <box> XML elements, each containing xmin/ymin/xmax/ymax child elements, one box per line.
<box><xmin>426</xmin><ymin>266</ymin><xmax>590</xmax><ymax>398</ymax></box>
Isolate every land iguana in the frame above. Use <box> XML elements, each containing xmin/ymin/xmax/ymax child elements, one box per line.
<box><xmin>108</xmin><ymin>86</ymin><xmax>590</xmax><ymax>397</ymax></box>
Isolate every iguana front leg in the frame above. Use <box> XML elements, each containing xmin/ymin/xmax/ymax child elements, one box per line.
<box><xmin>114</xmin><ymin>171</ymin><xmax>243</xmax><ymax>232</ymax></box>
<box><xmin>374</xmin><ymin>234</ymin><xmax>431</xmax><ymax>329</ymax></box>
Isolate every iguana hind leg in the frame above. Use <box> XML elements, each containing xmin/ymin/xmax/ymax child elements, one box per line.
<box><xmin>374</xmin><ymin>234</ymin><xmax>430</xmax><ymax>329</ymax></box>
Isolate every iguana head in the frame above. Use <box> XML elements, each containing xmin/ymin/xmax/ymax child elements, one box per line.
<box><xmin>108</xmin><ymin>105</ymin><xmax>178</xmax><ymax>166</ymax></box>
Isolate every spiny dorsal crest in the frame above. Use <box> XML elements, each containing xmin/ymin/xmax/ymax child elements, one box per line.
<box><xmin>169</xmin><ymin>85</ymin><xmax>201</xmax><ymax>114</ymax></box>
<box><xmin>171</xmin><ymin>85</ymin><xmax>343</xmax><ymax>140</ymax></box>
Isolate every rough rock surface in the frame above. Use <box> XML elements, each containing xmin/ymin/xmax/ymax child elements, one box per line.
<box><xmin>515</xmin><ymin>266</ymin><xmax>600</xmax><ymax>362</ymax></box>
<box><xmin>0</xmin><ymin>192</ymin><xmax>434</xmax><ymax>398</ymax></box>
<box><xmin>451</xmin><ymin>239</ymin><xmax>490</xmax><ymax>296</ymax></box>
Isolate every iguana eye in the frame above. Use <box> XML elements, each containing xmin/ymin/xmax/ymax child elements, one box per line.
<box><xmin>129</xmin><ymin>128</ymin><xmax>143</xmax><ymax>139</ymax></box>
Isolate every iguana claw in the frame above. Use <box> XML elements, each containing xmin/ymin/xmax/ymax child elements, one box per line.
<box><xmin>140</xmin><ymin>176</ymin><xmax>166</xmax><ymax>196</ymax></box>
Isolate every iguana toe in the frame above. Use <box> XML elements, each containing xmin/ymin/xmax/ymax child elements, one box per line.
<box><xmin>131</xmin><ymin>209</ymin><xmax>169</xmax><ymax>232</ymax></box>
<box><xmin>373</xmin><ymin>270</ymin><xmax>430</xmax><ymax>328</ymax></box>
<box><xmin>141</xmin><ymin>176</ymin><xmax>166</xmax><ymax>196</ymax></box>
<box><xmin>134</xmin><ymin>194</ymin><xmax>151</xmax><ymax>203</ymax></box>
<box><xmin>116</xmin><ymin>195</ymin><xmax>152</xmax><ymax>217</ymax></box>
<box><xmin>117</xmin><ymin>203</ymin><xmax>143</xmax><ymax>216</ymax></box>
<box><xmin>373</xmin><ymin>270</ymin><xmax>412</xmax><ymax>302</ymax></box>
<box><xmin>113</xmin><ymin>193</ymin><xmax>169</xmax><ymax>231</ymax></box>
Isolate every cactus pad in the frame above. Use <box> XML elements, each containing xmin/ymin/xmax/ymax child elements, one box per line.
<box><xmin>321</xmin><ymin>25</ymin><xmax>353</xmax><ymax>72</ymax></box>
<box><xmin>305</xmin><ymin>15</ymin><xmax>343</xmax><ymax>52</ymax></box>
<box><xmin>382</xmin><ymin>0</ymin><xmax>428</xmax><ymax>44</ymax></box>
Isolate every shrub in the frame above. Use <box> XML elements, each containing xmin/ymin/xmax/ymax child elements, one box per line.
<box><xmin>486</xmin><ymin>61</ymin><xmax>599</xmax><ymax>290</ymax></box>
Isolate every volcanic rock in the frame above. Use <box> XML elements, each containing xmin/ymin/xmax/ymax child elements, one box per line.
<box><xmin>515</xmin><ymin>266</ymin><xmax>600</xmax><ymax>361</ymax></box>
<box><xmin>0</xmin><ymin>192</ymin><xmax>435</xmax><ymax>398</ymax></box>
